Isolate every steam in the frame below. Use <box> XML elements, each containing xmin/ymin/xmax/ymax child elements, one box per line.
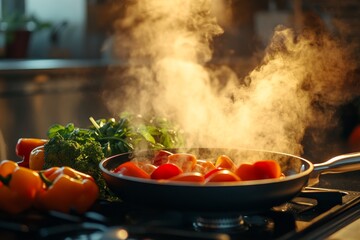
<box><xmin>106</xmin><ymin>0</ymin><xmax>358</xmax><ymax>158</ymax></box>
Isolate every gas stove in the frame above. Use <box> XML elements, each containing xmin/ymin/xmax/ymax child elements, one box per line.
<box><xmin>0</xmin><ymin>183</ymin><xmax>359</xmax><ymax>240</ymax></box>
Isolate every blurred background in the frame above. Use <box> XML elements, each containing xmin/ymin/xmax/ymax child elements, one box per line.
<box><xmin>0</xmin><ymin>0</ymin><xmax>359</xmax><ymax>163</ymax></box>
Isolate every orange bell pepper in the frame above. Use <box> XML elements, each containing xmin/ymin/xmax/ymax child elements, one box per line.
<box><xmin>16</xmin><ymin>138</ymin><xmax>48</xmax><ymax>168</ymax></box>
<box><xmin>36</xmin><ymin>166</ymin><xmax>99</xmax><ymax>213</ymax></box>
<box><xmin>0</xmin><ymin>160</ymin><xmax>43</xmax><ymax>214</ymax></box>
<box><xmin>29</xmin><ymin>145</ymin><xmax>45</xmax><ymax>170</ymax></box>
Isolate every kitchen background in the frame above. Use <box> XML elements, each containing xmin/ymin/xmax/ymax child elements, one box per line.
<box><xmin>0</xmin><ymin>0</ymin><xmax>359</xmax><ymax>164</ymax></box>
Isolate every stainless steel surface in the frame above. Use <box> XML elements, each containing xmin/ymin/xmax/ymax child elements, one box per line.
<box><xmin>0</xmin><ymin>59</ymin><xmax>122</xmax><ymax>72</ymax></box>
<box><xmin>0</xmin><ymin>62</ymin><xmax>115</xmax><ymax>160</ymax></box>
<box><xmin>314</xmin><ymin>152</ymin><xmax>360</xmax><ymax>173</ymax></box>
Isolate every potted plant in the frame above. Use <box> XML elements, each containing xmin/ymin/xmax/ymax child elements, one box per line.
<box><xmin>0</xmin><ymin>13</ymin><xmax>52</xmax><ymax>58</ymax></box>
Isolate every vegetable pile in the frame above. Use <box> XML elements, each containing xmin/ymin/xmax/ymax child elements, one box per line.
<box><xmin>0</xmin><ymin>160</ymin><xmax>98</xmax><ymax>214</ymax></box>
<box><xmin>113</xmin><ymin>150</ymin><xmax>283</xmax><ymax>183</ymax></box>
<box><xmin>16</xmin><ymin>112</ymin><xmax>185</xmax><ymax>199</ymax></box>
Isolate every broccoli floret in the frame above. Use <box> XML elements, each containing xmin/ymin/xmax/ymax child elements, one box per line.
<box><xmin>77</xmin><ymin>141</ymin><xmax>105</xmax><ymax>174</ymax></box>
<box><xmin>43</xmin><ymin>132</ymin><xmax>111</xmax><ymax>199</ymax></box>
<box><xmin>43</xmin><ymin>134</ymin><xmax>81</xmax><ymax>169</ymax></box>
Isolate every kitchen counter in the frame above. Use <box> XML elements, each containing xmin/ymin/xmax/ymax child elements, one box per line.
<box><xmin>328</xmin><ymin>217</ymin><xmax>360</xmax><ymax>240</ymax></box>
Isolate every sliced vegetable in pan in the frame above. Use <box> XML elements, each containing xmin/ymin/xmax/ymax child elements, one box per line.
<box><xmin>111</xmin><ymin>150</ymin><xmax>283</xmax><ymax>184</ymax></box>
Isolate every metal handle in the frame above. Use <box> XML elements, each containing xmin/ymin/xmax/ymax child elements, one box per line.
<box><xmin>313</xmin><ymin>152</ymin><xmax>360</xmax><ymax>175</ymax></box>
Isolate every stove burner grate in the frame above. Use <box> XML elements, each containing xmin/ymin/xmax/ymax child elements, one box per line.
<box><xmin>193</xmin><ymin>215</ymin><xmax>247</xmax><ymax>230</ymax></box>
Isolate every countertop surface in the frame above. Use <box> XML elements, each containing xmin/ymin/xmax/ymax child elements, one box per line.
<box><xmin>327</xmin><ymin>217</ymin><xmax>360</xmax><ymax>240</ymax></box>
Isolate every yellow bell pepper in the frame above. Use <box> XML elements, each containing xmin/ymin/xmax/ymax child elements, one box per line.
<box><xmin>36</xmin><ymin>166</ymin><xmax>99</xmax><ymax>213</ymax></box>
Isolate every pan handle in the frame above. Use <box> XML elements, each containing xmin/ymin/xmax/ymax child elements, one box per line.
<box><xmin>313</xmin><ymin>152</ymin><xmax>360</xmax><ymax>174</ymax></box>
<box><xmin>308</xmin><ymin>152</ymin><xmax>360</xmax><ymax>186</ymax></box>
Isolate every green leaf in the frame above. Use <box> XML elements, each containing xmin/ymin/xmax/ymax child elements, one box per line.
<box><xmin>47</xmin><ymin>124</ymin><xmax>65</xmax><ymax>138</ymax></box>
<box><xmin>137</xmin><ymin>126</ymin><xmax>156</xmax><ymax>144</ymax></box>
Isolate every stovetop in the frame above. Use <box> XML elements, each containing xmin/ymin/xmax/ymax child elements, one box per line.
<box><xmin>0</xmin><ymin>185</ymin><xmax>359</xmax><ymax>240</ymax></box>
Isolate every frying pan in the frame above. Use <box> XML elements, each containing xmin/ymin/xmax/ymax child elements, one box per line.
<box><xmin>99</xmin><ymin>148</ymin><xmax>360</xmax><ymax>213</ymax></box>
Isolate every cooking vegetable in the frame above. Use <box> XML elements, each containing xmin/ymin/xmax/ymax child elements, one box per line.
<box><xmin>152</xmin><ymin>150</ymin><xmax>173</xmax><ymax>166</ymax></box>
<box><xmin>150</xmin><ymin>163</ymin><xmax>183</xmax><ymax>180</ymax></box>
<box><xmin>193</xmin><ymin>160</ymin><xmax>216</xmax><ymax>174</ymax></box>
<box><xmin>43</xmin><ymin>112</ymin><xmax>185</xmax><ymax>199</ymax></box>
<box><xmin>169</xmin><ymin>172</ymin><xmax>205</xmax><ymax>182</ymax></box>
<box><xmin>36</xmin><ymin>166</ymin><xmax>99</xmax><ymax>213</ymax></box>
<box><xmin>205</xmin><ymin>169</ymin><xmax>241</xmax><ymax>182</ymax></box>
<box><xmin>215</xmin><ymin>155</ymin><xmax>237</xmax><ymax>171</ymax></box>
<box><xmin>235</xmin><ymin>163</ymin><xmax>258</xmax><ymax>180</ymax></box>
<box><xmin>235</xmin><ymin>160</ymin><xmax>282</xmax><ymax>180</ymax></box>
<box><xmin>0</xmin><ymin>160</ymin><xmax>42</xmax><ymax>214</ymax></box>
<box><xmin>167</xmin><ymin>153</ymin><xmax>197</xmax><ymax>172</ymax></box>
<box><xmin>137</xmin><ymin>163</ymin><xmax>157</xmax><ymax>175</ymax></box>
<box><xmin>113</xmin><ymin>162</ymin><xmax>150</xmax><ymax>179</ymax></box>
<box><xmin>204</xmin><ymin>168</ymin><xmax>223</xmax><ymax>179</ymax></box>
<box><xmin>252</xmin><ymin>160</ymin><xmax>282</xmax><ymax>179</ymax></box>
<box><xmin>114</xmin><ymin>150</ymin><xmax>283</xmax><ymax>184</ymax></box>
<box><xmin>16</xmin><ymin>138</ymin><xmax>48</xmax><ymax>168</ymax></box>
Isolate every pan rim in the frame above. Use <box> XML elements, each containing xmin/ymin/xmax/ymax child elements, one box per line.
<box><xmin>99</xmin><ymin>148</ymin><xmax>314</xmax><ymax>187</ymax></box>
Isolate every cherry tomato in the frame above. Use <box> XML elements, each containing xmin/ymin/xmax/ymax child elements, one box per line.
<box><xmin>152</xmin><ymin>150</ymin><xmax>173</xmax><ymax>166</ymax></box>
<box><xmin>205</xmin><ymin>169</ymin><xmax>241</xmax><ymax>183</ymax></box>
<box><xmin>235</xmin><ymin>163</ymin><xmax>259</xmax><ymax>180</ymax></box>
<box><xmin>215</xmin><ymin>155</ymin><xmax>236</xmax><ymax>171</ymax></box>
<box><xmin>168</xmin><ymin>153</ymin><xmax>197</xmax><ymax>172</ymax></box>
<box><xmin>113</xmin><ymin>162</ymin><xmax>150</xmax><ymax>179</ymax></box>
<box><xmin>253</xmin><ymin>160</ymin><xmax>281</xmax><ymax>179</ymax></box>
<box><xmin>169</xmin><ymin>172</ymin><xmax>205</xmax><ymax>183</ymax></box>
<box><xmin>150</xmin><ymin>163</ymin><xmax>183</xmax><ymax>180</ymax></box>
